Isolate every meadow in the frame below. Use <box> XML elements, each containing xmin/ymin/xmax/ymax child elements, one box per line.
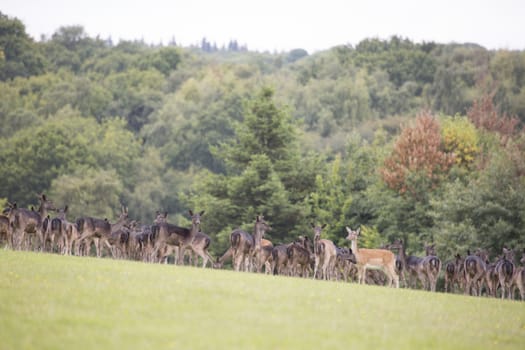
<box><xmin>1</xmin><ymin>250</ymin><xmax>524</xmax><ymax>350</ymax></box>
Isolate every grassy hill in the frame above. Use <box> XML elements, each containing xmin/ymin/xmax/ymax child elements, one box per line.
<box><xmin>1</xmin><ymin>250</ymin><xmax>524</xmax><ymax>349</ymax></box>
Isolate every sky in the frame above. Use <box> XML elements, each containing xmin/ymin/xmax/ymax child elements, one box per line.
<box><xmin>2</xmin><ymin>0</ymin><xmax>525</xmax><ymax>53</ymax></box>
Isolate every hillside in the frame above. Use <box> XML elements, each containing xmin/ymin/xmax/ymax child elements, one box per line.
<box><xmin>1</xmin><ymin>250</ymin><xmax>524</xmax><ymax>349</ymax></box>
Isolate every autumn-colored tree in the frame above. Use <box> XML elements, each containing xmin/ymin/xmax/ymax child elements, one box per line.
<box><xmin>381</xmin><ymin>112</ymin><xmax>455</xmax><ymax>199</ymax></box>
<box><xmin>441</xmin><ymin>115</ymin><xmax>479</xmax><ymax>168</ymax></box>
<box><xmin>467</xmin><ymin>93</ymin><xmax>520</xmax><ymax>144</ymax></box>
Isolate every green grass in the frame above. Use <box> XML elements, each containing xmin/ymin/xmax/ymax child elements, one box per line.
<box><xmin>1</xmin><ymin>250</ymin><xmax>524</xmax><ymax>350</ymax></box>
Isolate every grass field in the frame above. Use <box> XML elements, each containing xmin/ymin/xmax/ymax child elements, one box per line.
<box><xmin>1</xmin><ymin>250</ymin><xmax>524</xmax><ymax>350</ymax></box>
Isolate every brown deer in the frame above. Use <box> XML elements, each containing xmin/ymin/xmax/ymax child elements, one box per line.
<box><xmin>387</xmin><ymin>239</ymin><xmax>408</xmax><ymax>288</ymax></box>
<box><xmin>444</xmin><ymin>254</ymin><xmax>464</xmax><ymax>293</ymax></box>
<box><xmin>0</xmin><ymin>213</ymin><xmax>10</xmax><ymax>248</ymax></box>
<box><xmin>335</xmin><ymin>246</ymin><xmax>357</xmax><ymax>282</ymax></box>
<box><xmin>57</xmin><ymin>207</ymin><xmax>81</xmax><ymax>256</ymax></box>
<box><xmin>495</xmin><ymin>247</ymin><xmax>515</xmax><ymax>299</ymax></box>
<box><xmin>345</xmin><ymin>227</ymin><xmax>399</xmax><ymax>288</ymax></box>
<box><xmin>419</xmin><ymin>244</ymin><xmax>442</xmax><ymax>292</ymax></box>
<box><xmin>176</xmin><ymin>210</ymin><xmax>206</xmax><ymax>265</ymax></box>
<box><xmin>215</xmin><ymin>247</ymin><xmax>233</xmax><ymax>269</ymax></box>
<box><xmin>250</xmin><ymin>238</ymin><xmax>274</xmax><ymax>274</ymax></box>
<box><xmin>312</xmin><ymin>224</ymin><xmax>336</xmax><ymax>280</ymax></box>
<box><xmin>287</xmin><ymin>236</ymin><xmax>314</xmax><ymax>278</ymax></box>
<box><xmin>511</xmin><ymin>249</ymin><xmax>525</xmax><ymax>300</ymax></box>
<box><xmin>485</xmin><ymin>258</ymin><xmax>500</xmax><ymax>297</ymax></box>
<box><xmin>464</xmin><ymin>249</ymin><xmax>488</xmax><ymax>296</ymax></box>
<box><xmin>76</xmin><ymin>206</ymin><xmax>129</xmax><ymax>258</ymax></box>
<box><xmin>271</xmin><ymin>243</ymin><xmax>293</xmax><ymax>275</ymax></box>
<box><xmin>42</xmin><ymin>206</ymin><xmax>71</xmax><ymax>253</ymax></box>
<box><xmin>150</xmin><ymin>212</ymin><xmax>191</xmax><ymax>263</ymax></box>
<box><xmin>230</xmin><ymin>216</ymin><xmax>271</xmax><ymax>272</ymax></box>
<box><xmin>6</xmin><ymin>194</ymin><xmax>55</xmax><ymax>250</ymax></box>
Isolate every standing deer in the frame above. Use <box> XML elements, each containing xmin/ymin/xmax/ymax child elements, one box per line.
<box><xmin>287</xmin><ymin>236</ymin><xmax>314</xmax><ymax>278</ymax></box>
<box><xmin>444</xmin><ymin>254</ymin><xmax>464</xmax><ymax>293</ymax></box>
<box><xmin>345</xmin><ymin>227</ymin><xmax>399</xmax><ymax>288</ymax></box>
<box><xmin>511</xmin><ymin>249</ymin><xmax>525</xmax><ymax>300</ymax></box>
<box><xmin>150</xmin><ymin>212</ymin><xmax>191</xmax><ymax>263</ymax></box>
<box><xmin>464</xmin><ymin>249</ymin><xmax>488</xmax><ymax>296</ymax></box>
<box><xmin>387</xmin><ymin>239</ymin><xmax>408</xmax><ymax>288</ymax></box>
<box><xmin>0</xmin><ymin>213</ymin><xmax>10</xmax><ymax>248</ymax></box>
<box><xmin>419</xmin><ymin>244</ymin><xmax>442</xmax><ymax>292</ymax></box>
<box><xmin>271</xmin><ymin>243</ymin><xmax>293</xmax><ymax>275</ymax></box>
<box><xmin>496</xmin><ymin>247</ymin><xmax>515</xmax><ymax>299</ymax></box>
<box><xmin>42</xmin><ymin>206</ymin><xmax>71</xmax><ymax>253</ymax></box>
<box><xmin>312</xmin><ymin>224</ymin><xmax>337</xmax><ymax>280</ymax></box>
<box><xmin>334</xmin><ymin>246</ymin><xmax>357</xmax><ymax>282</ymax></box>
<box><xmin>485</xmin><ymin>258</ymin><xmax>500</xmax><ymax>298</ymax></box>
<box><xmin>230</xmin><ymin>216</ymin><xmax>271</xmax><ymax>272</ymax></box>
<box><xmin>76</xmin><ymin>206</ymin><xmax>129</xmax><ymax>258</ymax></box>
<box><xmin>6</xmin><ymin>194</ymin><xmax>55</xmax><ymax>250</ymax></box>
<box><xmin>176</xmin><ymin>210</ymin><xmax>206</xmax><ymax>265</ymax></box>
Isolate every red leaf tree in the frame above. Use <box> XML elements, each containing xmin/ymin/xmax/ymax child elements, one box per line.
<box><xmin>381</xmin><ymin>111</ymin><xmax>455</xmax><ymax>198</ymax></box>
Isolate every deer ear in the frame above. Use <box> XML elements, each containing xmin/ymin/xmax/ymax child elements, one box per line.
<box><xmin>345</xmin><ymin>227</ymin><xmax>352</xmax><ymax>233</ymax></box>
<box><xmin>321</xmin><ymin>224</ymin><xmax>327</xmax><ymax>229</ymax></box>
<box><xmin>200</xmin><ymin>210</ymin><xmax>205</xmax><ymax>216</ymax></box>
<box><xmin>164</xmin><ymin>211</ymin><xmax>168</xmax><ymax>217</ymax></box>
<box><xmin>356</xmin><ymin>228</ymin><xmax>361</xmax><ymax>235</ymax></box>
<box><xmin>310</xmin><ymin>223</ymin><xmax>315</xmax><ymax>228</ymax></box>
<box><xmin>64</xmin><ymin>205</ymin><xmax>68</xmax><ymax>212</ymax></box>
<box><xmin>189</xmin><ymin>210</ymin><xmax>193</xmax><ymax>216</ymax></box>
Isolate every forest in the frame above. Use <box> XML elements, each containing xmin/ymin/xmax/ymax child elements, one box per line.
<box><xmin>1</xmin><ymin>11</ymin><xmax>525</xmax><ymax>262</ymax></box>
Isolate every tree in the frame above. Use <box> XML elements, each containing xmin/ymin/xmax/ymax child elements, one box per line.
<box><xmin>381</xmin><ymin>112</ymin><xmax>455</xmax><ymax>199</ymax></box>
<box><xmin>0</xmin><ymin>12</ymin><xmax>46</xmax><ymax>80</ymax></box>
<box><xmin>217</xmin><ymin>87</ymin><xmax>297</xmax><ymax>173</ymax></box>
<box><xmin>441</xmin><ymin>115</ymin><xmax>479</xmax><ymax>169</ymax></box>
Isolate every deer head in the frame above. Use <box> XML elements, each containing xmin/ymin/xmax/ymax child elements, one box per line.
<box><xmin>345</xmin><ymin>226</ymin><xmax>360</xmax><ymax>241</ymax></box>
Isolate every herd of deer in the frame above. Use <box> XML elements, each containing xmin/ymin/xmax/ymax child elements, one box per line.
<box><xmin>2</xmin><ymin>194</ymin><xmax>524</xmax><ymax>300</ymax></box>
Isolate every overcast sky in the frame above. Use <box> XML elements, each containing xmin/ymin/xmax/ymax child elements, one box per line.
<box><xmin>3</xmin><ymin>0</ymin><xmax>524</xmax><ymax>53</ymax></box>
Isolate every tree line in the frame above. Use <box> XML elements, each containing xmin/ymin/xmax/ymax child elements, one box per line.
<box><xmin>1</xmin><ymin>12</ymin><xmax>524</xmax><ymax>263</ymax></box>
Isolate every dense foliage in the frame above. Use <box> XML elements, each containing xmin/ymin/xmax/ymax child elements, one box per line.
<box><xmin>1</xmin><ymin>12</ymin><xmax>524</xmax><ymax>260</ymax></box>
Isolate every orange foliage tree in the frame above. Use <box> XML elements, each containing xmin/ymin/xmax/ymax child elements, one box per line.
<box><xmin>381</xmin><ymin>111</ymin><xmax>455</xmax><ymax>199</ymax></box>
<box><xmin>467</xmin><ymin>93</ymin><xmax>520</xmax><ymax>144</ymax></box>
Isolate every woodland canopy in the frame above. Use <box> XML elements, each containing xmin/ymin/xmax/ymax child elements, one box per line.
<box><xmin>1</xmin><ymin>12</ymin><xmax>524</xmax><ymax>260</ymax></box>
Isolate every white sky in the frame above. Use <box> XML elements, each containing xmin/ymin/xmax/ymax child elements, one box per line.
<box><xmin>2</xmin><ymin>0</ymin><xmax>524</xmax><ymax>53</ymax></box>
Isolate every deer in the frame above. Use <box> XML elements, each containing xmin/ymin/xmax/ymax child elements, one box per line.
<box><xmin>45</xmin><ymin>205</ymin><xmax>82</xmax><ymax>256</ymax></box>
<box><xmin>150</xmin><ymin>212</ymin><xmax>192</xmax><ymax>264</ymax></box>
<box><xmin>42</xmin><ymin>206</ymin><xmax>72</xmax><ymax>253</ymax></box>
<box><xmin>419</xmin><ymin>244</ymin><xmax>442</xmax><ymax>292</ymax></box>
<box><xmin>495</xmin><ymin>247</ymin><xmax>515</xmax><ymax>299</ymax></box>
<box><xmin>511</xmin><ymin>249</ymin><xmax>525</xmax><ymax>300</ymax></box>
<box><xmin>387</xmin><ymin>239</ymin><xmax>408</xmax><ymax>288</ymax></box>
<box><xmin>257</xmin><ymin>238</ymin><xmax>274</xmax><ymax>274</ymax></box>
<box><xmin>444</xmin><ymin>254</ymin><xmax>464</xmax><ymax>293</ymax></box>
<box><xmin>464</xmin><ymin>249</ymin><xmax>488</xmax><ymax>296</ymax></box>
<box><xmin>345</xmin><ymin>227</ymin><xmax>399</xmax><ymax>288</ymax></box>
<box><xmin>230</xmin><ymin>215</ymin><xmax>271</xmax><ymax>272</ymax></box>
<box><xmin>334</xmin><ymin>246</ymin><xmax>357</xmax><ymax>282</ymax></box>
<box><xmin>176</xmin><ymin>210</ymin><xmax>207</xmax><ymax>265</ymax></box>
<box><xmin>76</xmin><ymin>206</ymin><xmax>129</xmax><ymax>258</ymax></box>
<box><xmin>0</xmin><ymin>212</ymin><xmax>10</xmax><ymax>248</ymax></box>
<box><xmin>155</xmin><ymin>210</ymin><xmax>213</xmax><ymax>267</ymax></box>
<box><xmin>215</xmin><ymin>247</ymin><xmax>233</xmax><ymax>269</ymax></box>
<box><xmin>401</xmin><ymin>243</ymin><xmax>430</xmax><ymax>290</ymax></box>
<box><xmin>271</xmin><ymin>243</ymin><xmax>293</xmax><ymax>275</ymax></box>
<box><xmin>6</xmin><ymin>194</ymin><xmax>55</xmax><ymax>251</ymax></box>
<box><xmin>485</xmin><ymin>257</ymin><xmax>500</xmax><ymax>298</ymax></box>
<box><xmin>312</xmin><ymin>224</ymin><xmax>337</xmax><ymax>280</ymax></box>
<box><xmin>287</xmin><ymin>236</ymin><xmax>314</xmax><ymax>278</ymax></box>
